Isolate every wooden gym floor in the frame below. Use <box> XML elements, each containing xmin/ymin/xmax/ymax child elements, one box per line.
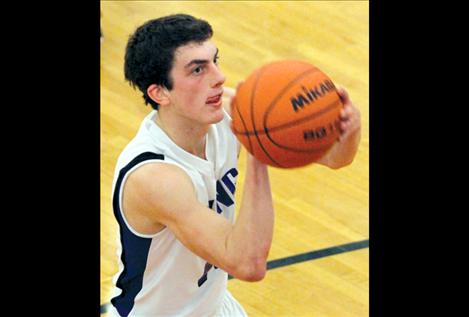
<box><xmin>100</xmin><ymin>1</ymin><xmax>369</xmax><ymax>316</ymax></box>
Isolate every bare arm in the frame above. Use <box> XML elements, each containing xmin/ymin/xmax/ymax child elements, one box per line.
<box><xmin>123</xmin><ymin>156</ymin><xmax>274</xmax><ymax>281</ymax></box>
<box><xmin>225</xmin><ymin>154</ymin><xmax>274</xmax><ymax>279</ymax></box>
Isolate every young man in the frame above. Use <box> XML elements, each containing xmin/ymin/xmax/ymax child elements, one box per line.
<box><xmin>108</xmin><ymin>14</ymin><xmax>360</xmax><ymax>317</ymax></box>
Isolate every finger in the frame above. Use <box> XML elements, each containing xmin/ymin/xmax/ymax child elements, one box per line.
<box><xmin>340</xmin><ymin>121</ymin><xmax>348</xmax><ymax>131</ymax></box>
<box><xmin>347</xmin><ymin>102</ymin><xmax>357</xmax><ymax>113</ymax></box>
<box><xmin>338</xmin><ymin>129</ymin><xmax>347</xmax><ymax>142</ymax></box>
<box><xmin>339</xmin><ymin>107</ymin><xmax>348</xmax><ymax>119</ymax></box>
<box><xmin>342</xmin><ymin>103</ymin><xmax>358</xmax><ymax>120</ymax></box>
<box><xmin>336</xmin><ymin>86</ymin><xmax>349</xmax><ymax>103</ymax></box>
<box><xmin>340</xmin><ymin>104</ymin><xmax>353</xmax><ymax>119</ymax></box>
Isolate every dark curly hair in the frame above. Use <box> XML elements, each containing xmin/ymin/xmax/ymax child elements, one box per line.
<box><xmin>124</xmin><ymin>14</ymin><xmax>213</xmax><ymax>110</ymax></box>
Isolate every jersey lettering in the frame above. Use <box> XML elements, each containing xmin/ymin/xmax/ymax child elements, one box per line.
<box><xmin>211</xmin><ymin>168</ymin><xmax>238</xmax><ymax>214</ymax></box>
<box><xmin>198</xmin><ymin>262</ymin><xmax>218</xmax><ymax>287</ymax></box>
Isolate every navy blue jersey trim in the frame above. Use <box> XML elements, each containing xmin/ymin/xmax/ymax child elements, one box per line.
<box><xmin>110</xmin><ymin>152</ymin><xmax>164</xmax><ymax>317</ymax></box>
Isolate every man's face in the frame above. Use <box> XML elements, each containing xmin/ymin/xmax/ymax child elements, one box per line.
<box><xmin>167</xmin><ymin>40</ymin><xmax>226</xmax><ymax>125</ymax></box>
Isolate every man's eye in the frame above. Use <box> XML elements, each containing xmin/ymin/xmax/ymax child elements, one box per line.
<box><xmin>214</xmin><ymin>56</ymin><xmax>220</xmax><ymax>65</ymax></box>
<box><xmin>193</xmin><ymin>66</ymin><xmax>203</xmax><ymax>74</ymax></box>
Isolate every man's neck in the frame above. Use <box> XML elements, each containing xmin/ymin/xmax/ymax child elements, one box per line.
<box><xmin>155</xmin><ymin>110</ymin><xmax>209</xmax><ymax>160</ymax></box>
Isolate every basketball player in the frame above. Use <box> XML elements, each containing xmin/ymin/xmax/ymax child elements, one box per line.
<box><xmin>108</xmin><ymin>14</ymin><xmax>361</xmax><ymax>317</ymax></box>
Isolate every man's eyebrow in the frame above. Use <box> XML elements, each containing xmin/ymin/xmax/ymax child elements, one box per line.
<box><xmin>184</xmin><ymin>48</ymin><xmax>219</xmax><ymax>69</ymax></box>
<box><xmin>184</xmin><ymin>59</ymin><xmax>208</xmax><ymax>69</ymax></box>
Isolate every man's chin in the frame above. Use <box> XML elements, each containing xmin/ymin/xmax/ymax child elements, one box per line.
<box><xmin>207</xmin><ymin>108</ymin><xmax>225</xmax><ymax>124</ymax></box>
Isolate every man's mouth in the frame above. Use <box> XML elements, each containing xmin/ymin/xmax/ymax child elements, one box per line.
<box><xmin>206</xmin><ymin>93</ymin><xmax>223</xmax><ymax>104</ymax></box>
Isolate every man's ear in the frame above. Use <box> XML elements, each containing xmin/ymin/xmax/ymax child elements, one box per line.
<box><xmin>147</xmin><ymin>84</ymin><xmax>170</xmax><ymax>107</ymax></box>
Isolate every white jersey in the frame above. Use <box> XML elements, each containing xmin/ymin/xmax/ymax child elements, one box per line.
<box><xmin>108</xmin><ymin>110</ymin><xmax>246</xmax><ymax>317</ymax></box>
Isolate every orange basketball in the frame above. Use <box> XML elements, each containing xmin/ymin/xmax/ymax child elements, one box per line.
<box><xmin>231</xmin><ymin>60</ymin><xmax>343</xmax><ymax>168</ymax></box>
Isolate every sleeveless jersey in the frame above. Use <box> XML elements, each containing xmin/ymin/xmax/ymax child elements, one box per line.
<box><xmin>108</xmin><ymin>110</ymin><xmax>242</xmax><ymax>316</ymax></box>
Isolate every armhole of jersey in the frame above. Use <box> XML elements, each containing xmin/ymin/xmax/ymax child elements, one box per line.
<box><xmin>115</xmin><ymin>156</ymin><xmax>197</xmax><ymax>239</ymax></box>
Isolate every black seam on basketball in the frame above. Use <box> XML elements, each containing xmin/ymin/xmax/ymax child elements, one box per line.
<box><xmin>250</xmin><ymin>67</ymin><xmax>284</xmax><ymax>168</ymax></box>
<box><xmin>232</xmin><ymin>97</ymin><xmax>253</xmax><ymax>154</ymax></box>
<box><xmin>265</xmin><ymin>99</ymin><xmax>341</xmax><ymax>152</ymax></box>
<box><xmin>265</xmin><ymin>105</ymin><xmax>341</xmax><ymax>152</ymax></box>
<box><xmin>234</xmin><ymin>98</ymin><xmax>341</xmax><ymax>136</ymax></box>
<box><xmin>232</xmin><ymin>66</ymin><xmax>319</xmax><ymax>136</ymax></box>
<box><xmin>262</xmin><ymin>67</ymin><xmax>320</xmax><ymax>135</ymax></box>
